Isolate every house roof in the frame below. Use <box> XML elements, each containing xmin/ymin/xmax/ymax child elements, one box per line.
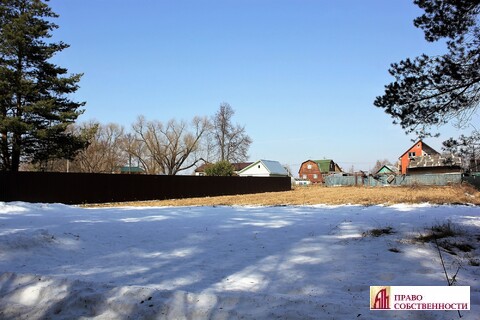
<box><xmin>376</xmin><ymin>165</ymin><xmax>399</xmax><ymax>175</ymax></box>
<box><xmin>313</xmin><ymin>160</ymin><xmax>334</xmax><ymax>173</ymax></box>
<box><xmin>195</xmin><ymin>162</ymin><xmax>253</xmax><ymax>172</ymax></box>
<box><xmin>399</xmin><ymin>140</ymin><xmax>440</xmax><ymax>159</ymax></box>
<box><xmin>194</xmin><ymin>163</ymin><xmax>209</xmax><ymax>172</ymax></box>
<box><xmin>232</xmin><ymin>162</ymin><xmax>254</xmax><ymax>171</ymax></box>
<box><xmin>408</xmin><ymin>154</ymin><xmax>462</xmax><ymax>169</ymax></box>
<box><xmin>239</xmin><ymin>159</ymin><xmax>288</xmax><ymax>176</ymax></box>
<box><xmin>262</xmin><ymin>160</ymin><xmax>288</xmax><ymax>175</ymax></box>
<box><xmin>120</xmin><ymin>166</ymin><xmax>144</xmax><ymax>173</ymax></box>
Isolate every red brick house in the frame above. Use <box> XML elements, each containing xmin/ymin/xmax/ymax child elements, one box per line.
<box><xmin>298</xmin><ymin>160</ymin><xmax>323</xmax><ymax>183</ymax></box>
<box><xmin>399</xmin><ymin>140</ymin><xmax>464</xmax><ymax>175</ymax></box>
<box><xmin>298</xmin><ymin>159</ymin><xmax>342</xmax><ymax>183</ymax></box>
<box><xmin>399</xmin><ymin>140</ymin><xmax>439</xmax><ymax>174</ymax></box>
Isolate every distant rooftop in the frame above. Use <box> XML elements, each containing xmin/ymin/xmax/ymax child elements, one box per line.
<box><xmin>120</xmin><ymin>166</ymin><xmax>144</xmax><ymax>173</ymax></box>
<box><xmin>260</xmin><ymin>160</ymin><xmax>289</xmax><ymax>176</ymax></box>
<box><xmin>408</xmin><ymin>154</ymin><xmax>462</xmax><ymax>168</ymax></box>
<box><xmin>195</xmin><ymin>162</ymin><xmax>253</xmax><ymax>172</ymax></box>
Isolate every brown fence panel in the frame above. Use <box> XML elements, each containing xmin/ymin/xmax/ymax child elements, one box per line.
<box><xmin>0</xmin><ymin>172</ymin><xmax>291</xmax><ymax>204</ymax></box>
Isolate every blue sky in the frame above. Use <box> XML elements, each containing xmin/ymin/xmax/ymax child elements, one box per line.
<box><xmin>49</xmin><ymin>0</ymin><xmax>474</xmax><ymax>173</ymax></box>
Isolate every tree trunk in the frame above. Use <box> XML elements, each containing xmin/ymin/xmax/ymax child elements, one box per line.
<box><xmin>11</xmin><ymin>133</ymin><xmax>21</xmax><ymax>172</ymax></box>
<box><xmin>0</xmin><ymin>130</ymin><xmax>10</xmax><ymax>171</ymax></box>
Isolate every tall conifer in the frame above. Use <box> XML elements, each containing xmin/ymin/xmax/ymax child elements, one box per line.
<box><xmin>374</xmin><ymin>0</ymin><xmax>480</xmax><ymax>138</ymax></box>
<box><xmin>0</xmin><ymin>0</ymin><xmax>86</xmax><ymax>171</ymax></box>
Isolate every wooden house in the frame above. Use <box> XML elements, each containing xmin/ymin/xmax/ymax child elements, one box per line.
<box><xmin>298</xmin><ymin>160</ymin><xmax>323</xmax><ymax>183</ymax></box>
<box><xmin>298</xmin><ymin>159</ymin><xmax>342</xmax><ymax>183</ymax></box>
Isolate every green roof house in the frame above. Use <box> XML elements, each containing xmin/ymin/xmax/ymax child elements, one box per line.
<box><xmin>375</xmin><ymin>165</ymin><xmax>399</xmax><ymax>175</ymax></box>
<box><xmin>314</xmin><ymin>160</ymin><xmax>342</xmax><ymax>174</ymax></box>
<box><xmin>298</xmin><ymin>159</ymin><xmax>342</xmax><ymax>183</ymax></box>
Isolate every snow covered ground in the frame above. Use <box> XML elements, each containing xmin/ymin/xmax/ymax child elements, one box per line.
<box><xmin>0</xmin><ymin>202</ymin><xmax>479</xmax><ymax>319</ymax></box>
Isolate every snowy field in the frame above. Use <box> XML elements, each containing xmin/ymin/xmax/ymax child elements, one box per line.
<box><xmin>0</xmin><ymin>202</ymin><xmax>479</xmax><ymax>319</ymax></box>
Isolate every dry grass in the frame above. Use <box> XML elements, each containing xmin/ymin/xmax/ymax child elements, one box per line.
<box><xmin>85</xmin><ymin>183</ymin><xmax>480</xmax><ymax>208</ymax></box>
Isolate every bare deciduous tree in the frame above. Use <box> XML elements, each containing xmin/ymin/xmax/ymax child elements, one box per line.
<box><xmin>212</xmin><ymin>103</ymin><xmax>252</xmax><ymax>163</ymax></box>
<box><xmin>122</xmin><ymin>132</ymin><xmax>159</xmax><ymax>174</ymax></box>
<box><xmin>72</xmin><ymin>121</ymin><xmax>126</xmax><ymax>173</ymax></box>
<box><xmin>130</xmin><ymin>116</ymin><xmax>210</xmax><ymax>175</ymax></box>
<box><xmin>371</xmin><ymin>159</ymin><xmax>393</xmax><ymax>174</ymax></box>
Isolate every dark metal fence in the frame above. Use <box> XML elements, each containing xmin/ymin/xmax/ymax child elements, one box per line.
<box><xmin>0</xmin><ymin>172</ymin><xmax>291</xmax><ymax>204</ymax></box>
<box><xmin>463</xmin><ymin>174</ymin><xmax>480</xmax><ymax>189</ymax></box>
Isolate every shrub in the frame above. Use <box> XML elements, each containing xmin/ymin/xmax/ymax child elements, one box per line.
<box><xmin>204</xmin><ymin>160</ymin><xmax>235</xmax><ymax>176</ymax></box>
<box><xmin>416</xmin><ymin>220</ymin><xmax>459</xmax><ymax>242</ymax></box>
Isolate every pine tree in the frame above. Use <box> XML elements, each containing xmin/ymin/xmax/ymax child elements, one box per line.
<box><xmin>0</xmin><ymin>0</ymin><xmax>86</xmax><ymax>171</ymax></box>
<box><xmin>374</xmin><ymin>0</ymin><xmax>480</xmax><ymax>138</ymax></box>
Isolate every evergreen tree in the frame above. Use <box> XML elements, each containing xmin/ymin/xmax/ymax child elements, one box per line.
<box><xmin>374</xmin><ymin>0</ymin><xmax>480</xmax><ymax>138</ymax></box>
<box><xmin>0</xmin><ymin>0</ymin><xmax>86</xmax><ymax>171</ymax></box>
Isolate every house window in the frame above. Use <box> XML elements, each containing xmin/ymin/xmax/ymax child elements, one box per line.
<box><xmin>409</xmin><ymin>152</ymin><xmax>416</xmax><ymax>157</ymax></box>
<box><xmin>313</xmin><ymin>174</ymin><xmax>318</xmax><ymax>179</ymax></box>
<box><xmin>258</xmin><ymin>165</ymin><xmax>261</xmax><ymax>168</ymax></box>
<box><xmin>307</xmin><ymin>164</ymin><xmax>312</xmax><ymax>169</ymax></box>
<box><xmin>303</xmin><ymin>174</ymin><xmax>307</xmax><ymax>179</ymax></box>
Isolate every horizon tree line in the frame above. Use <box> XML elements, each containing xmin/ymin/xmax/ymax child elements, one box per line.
<box><xmin>23</xmin><ymin>103</ymin><xmax>253</xmax><ymax>175</ymax></box>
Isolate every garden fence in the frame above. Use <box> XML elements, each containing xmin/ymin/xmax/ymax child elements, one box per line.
<box><xmin>324</xmin><ymin>173</ymin><xmax>463</xmax><ymax>187</ymax></box>
<box><xmin>0</xmin><ymin>172</ymin><xmax>291</xmax><ymax>204</ymax></box>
